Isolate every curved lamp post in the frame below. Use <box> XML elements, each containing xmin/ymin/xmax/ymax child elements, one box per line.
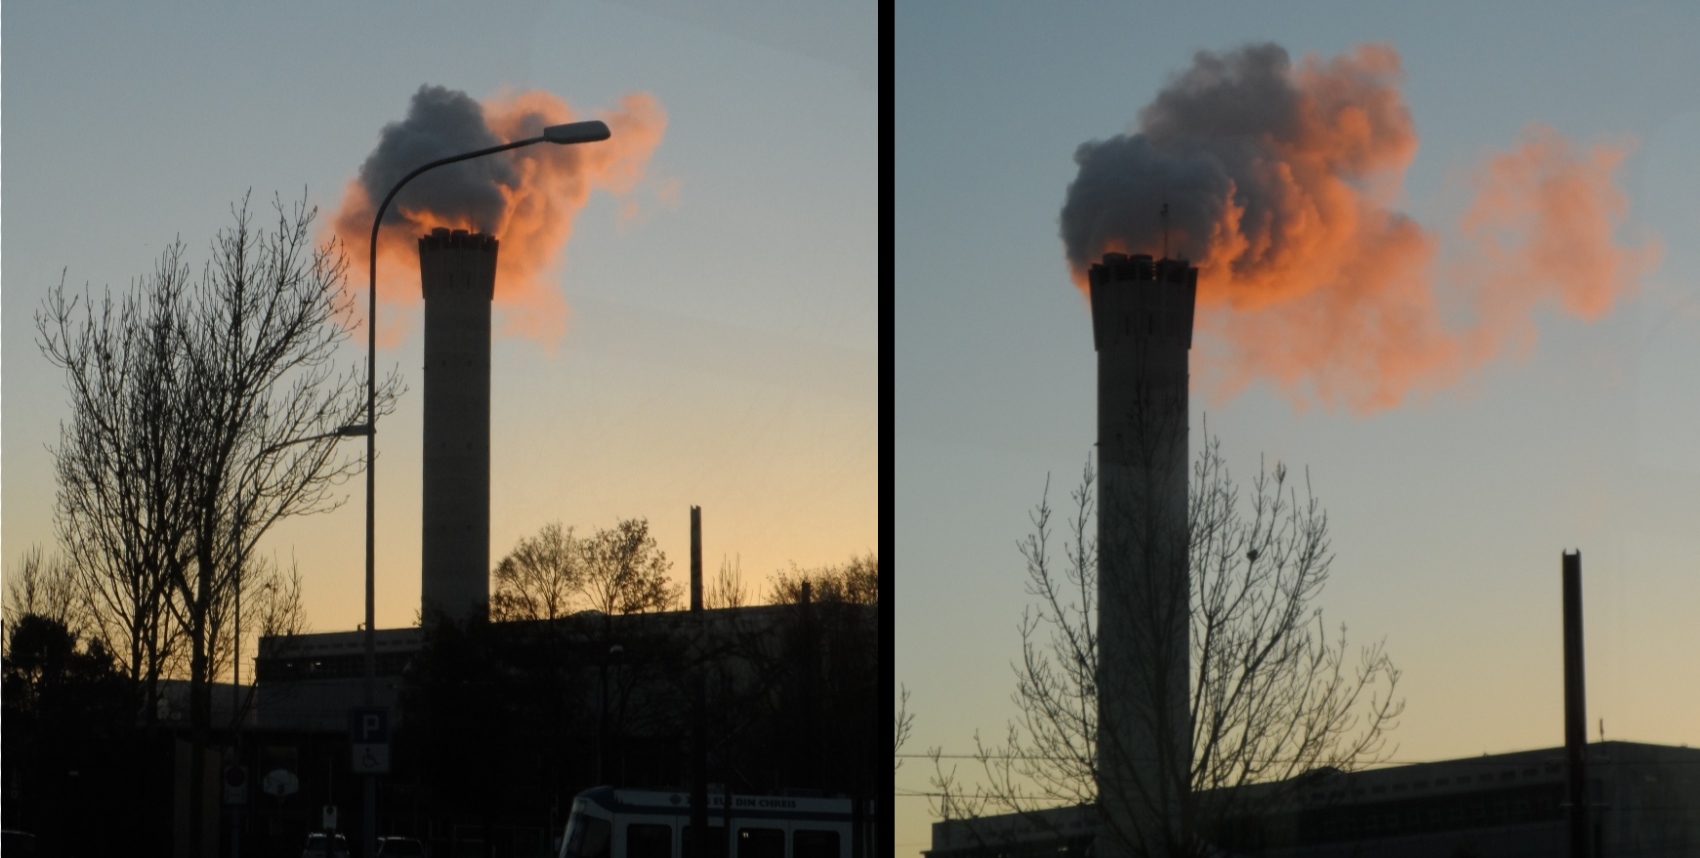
<box><xmin>230</xmin><ymin>423</ymin><xmax>371</xmax><ymax>858</ymax></box>
<box><xmin>360</xmin><ymin>119</ymin><xmax>611</xmax><ymax>858</ymax></box>
<box><xmin>237</xmin><ymin>424</ymin><xmax>377</xmax><ymax>710</ymax></box>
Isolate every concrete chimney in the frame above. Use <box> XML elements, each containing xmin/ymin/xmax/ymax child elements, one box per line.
<box><xmin>1089</xmin><ymin>252</ymin><xmax>1196</xmax><ymax>858</ymax></box>
<box><xmin>1562</xmin><ymin>550</ymin><xmax>1590</xmax><ymax>858</ymax></box>
<box><xmin>419</xmin><ymin>228</ymin><xmax>497</xmax><ymax>624</ymax></box>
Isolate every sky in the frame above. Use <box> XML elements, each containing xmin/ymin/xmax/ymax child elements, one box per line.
<box><xmin>898</xmin><ymin>3</ymin><xmax>1700</xmax><ymax>857</ymax></box>
<box><xmin>2</xmin><ymin>3</ymin><xmax>875</xmax><ymax>653</ymax></box>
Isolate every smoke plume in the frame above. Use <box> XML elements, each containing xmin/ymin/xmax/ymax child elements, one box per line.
<box><xmin>1060</xmin><ymin>43</ymin><xmax>1659</xmax><ymax>411</ymax></box>
<box><xmin>330</xmin><ymin>85</ymin><xmax>668</xmax><ymax>346</ymax></box>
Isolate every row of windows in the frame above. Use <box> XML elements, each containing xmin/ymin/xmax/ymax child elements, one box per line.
<box><xmin>1307</xmin><ymin>763</ymin><xmax>1566</xmax><ymax>802</ymax></box>
<box><xmin>1293</xmin><ymin>784</ymin><xmax>1569</xmax><ymax>844</ymax></box>
<box><xmin>573</xmin><ymin>819</ymin><xmax>841</xmax><ymax>858</ymax></box>
<box><xmin>255</xmin><ymin>652</ymin><xmax>414</xmax><ymax>681</ymax></box>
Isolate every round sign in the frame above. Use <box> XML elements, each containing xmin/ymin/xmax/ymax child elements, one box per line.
<box><xmin>262</xmin><ymin>768</ymin><xmax>300</xmax><ymax>797</ymax></box>
<box><xmin>225</xmin><ymin>766</ymin><xmax>247</xmax><ymax>788</ymax></box>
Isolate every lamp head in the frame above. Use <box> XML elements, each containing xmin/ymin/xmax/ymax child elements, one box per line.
<box><xmin>542</xmin><ymin>120</ymin><xmax>612</xmax><ymax>144</ymax></box>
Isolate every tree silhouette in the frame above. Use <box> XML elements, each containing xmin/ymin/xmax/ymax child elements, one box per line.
<box><xmin>930</xmin><ymin>431</ymin><xmax>1402</xmax><ymax>858</ymax></box>
<box><xmin>491</xmin><ymin>522</ymin><xmax>583</xmax><ymax>622</ymax></box>
<box><xmin>2</xmin><ymin>613</ymin><xmax>140</xmax><ymax>854</ymax></box>
<box><xmin>36</xmin><ymin>191</ymin><xmax>402</xmax><ymax>858</ymax></box>
<box><xmin>768</xmin><ymin>552</ymin><xmax>878</xmax><ymax>606</ymax></box>
<box><xmin>580</xmin><ymin>518</ymin><xmax>680</xmax><ymax>616</ymax></box>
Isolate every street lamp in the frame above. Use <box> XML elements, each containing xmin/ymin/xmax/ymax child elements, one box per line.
<box><xmin>237</xmin><ymin>421</ymin><xmax>375</xmax><ymax>700</ymax></box>
<box><xmin>238</xmin><ymin>422</ymin><xmax>376</xmax><ymax>706</ymax></box>
<box><xmin>360</xmin><ymin>118</ymin><xmax>611</xmax><ymax>858</ymax></box>
<box><xmin>232</xmin><ymin>422</ymin><xmax>371</xmax><ymax>858</ymax></box>
<box><xmin>599</xmin><ymin>643</ymin><xmax>625</xmax><ymax>783</ymax></box>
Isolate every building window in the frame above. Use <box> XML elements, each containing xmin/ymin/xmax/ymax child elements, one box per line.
<box><xmin>736</xmin><ymin>828</ymin><xmax>784</xmax><ymax>858</ymax></box>
<box><xmin>793</xmin><ymin>830</ymin><xmax>840</xmax><ymax>858</ymax></box>
<box><xmin>681</xmin><ymin>827</ymin><xmax>726</xmax><ymax>858</ymax></box>
<box><xmin>628</xmin><ymin>824</ymin><xmax>671</xmax><ymax>858</ymax></box>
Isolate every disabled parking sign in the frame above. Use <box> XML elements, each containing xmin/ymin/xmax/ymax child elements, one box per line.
<box><xmin>349</xmin><ymin>707</ymin><xmax>391</xmax><ymax>774</ymax></box>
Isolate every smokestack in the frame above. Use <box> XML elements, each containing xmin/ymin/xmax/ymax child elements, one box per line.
<box><xmin>691</xmin><ymin>506</ymin><xmax>703</xmax><ymax>611</ymax></box>
<box><xmin>1091</xmin><ymin>252</ymin><xmax>1196</xmax><ymax>858</ymax></box>
<box><xmin>419</xmin><ymin>228</ymin><xmax>497</xmax><ymax>624</ymax></box>
<box><xmin>689</xmin><ymin>506</ymin><xmax>709</xmax><ymax>851</ymax></box>
<box><xmin>1562</xmin><ymin>550</ymin><xmax>1590</xmax><ymax>858</ymax></box>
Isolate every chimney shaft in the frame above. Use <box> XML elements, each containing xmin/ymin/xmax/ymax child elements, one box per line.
<box><xmin>1562</xmin><ymin>550</ymin><xmax>1590</xmax><ymax>858</ymax></box>
<box><xmin>691</xmin><ymin>506</ymin><xmax>703</xmax><ymax>612</ymax></box>
<box><xmin>1090</xmin><ymin>253</ymin><xmax>1197</xmax><ymax>858</ymax></box>
<box><xmin>419</xmin><ymin>228</ymin><xmax>497</xmax><ymax>625</ymax></box>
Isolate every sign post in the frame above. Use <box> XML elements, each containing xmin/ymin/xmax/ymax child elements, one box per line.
<box><xmin>349</xmin><ymin>707</ymin><xmax>392</xmax><ymax>775</ymax></box>
<box><xmin>224</xmin><ymin>765</ymin><xmax>249</xmax><ymax>805</ymax></box>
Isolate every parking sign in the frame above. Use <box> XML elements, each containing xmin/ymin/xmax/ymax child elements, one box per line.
<box><xmin>349</xmin><ymin>707</ymin><xmax>391</xmax><ymax>774</ymax></box>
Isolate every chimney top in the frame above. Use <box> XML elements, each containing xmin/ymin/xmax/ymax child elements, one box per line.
<box><xmin>420</xmin><ymin>228</ymin><xmax>498</xmax><ymax>252</ymax></box>
<box><xmin>1090</xmin><ymin>252</ymin><xmax>1196</xmax><ymax>287</ymax></box>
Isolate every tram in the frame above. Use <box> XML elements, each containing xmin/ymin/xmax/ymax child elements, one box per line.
<box><xmin>556</xmin><ymin>787</ymin><xmax>873</xmax><ymax>858</ymax></box>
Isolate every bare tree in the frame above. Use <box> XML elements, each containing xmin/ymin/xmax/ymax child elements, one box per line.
<box><xmin>37</xmin><ymin>242</ymin><xmax>200</xmax><ymax>722</ymax></box>
<box><xmin>202</xmin><ymin>553</ymin><xmax>312</xmax><ymax>686</ymax></box>
<box><xmin>490</xmin><ymin>522</ymin><xmax>582</xmax><ymax>622</ymax></box>
<box><xmin>896</xmin><ymin>684</ymin><xmax>916</xmax><ymax>770</ymax></box>
<box><xmin>931</xmin><ymin>432</ymin><xmax>1402</xmax><ymax>857</ymax></box>
<box><xmin>768</xmin><ymin>552</ymin><xmax>879</xmax><ymax>606</ymax></box>
<box><xmin>580</xmin><ymin>517</ymin><xmax>680</xmax><ymax>616</ymax></box>
<box><xmin>38</xmin><ymin>191</ymin><xmax>400</xmax><ymax>858</ymax></box>
<box><xmin>490</xmin><ymin>518</ymin><xmax>679</xmax><ymax>619</ymax></box>
<box><xmin>251</xmin><ymin>556</ymin><xmax>311</xmax><ymax>641</ymax></box>
<box><xmin>4</xmin><ymin>546</ymin><xmax>83</xmax><ymax>634</ymax></box>
<box><xmin>706</xmin><ymin>553</ymin><xmax>749</xmax><ymax>610</ymax></box>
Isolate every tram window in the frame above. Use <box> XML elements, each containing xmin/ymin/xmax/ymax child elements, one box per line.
<box><xmin>628</xmin><ymin>824</ymin><xmax>673</xmax><ymax>858</ymax></box>
<box><xmin>567</xmin><ymin>818</ymin><xmax>612</xmax><ymax>858</ymax></box>
<box><xmin>737</xmin><ymin>828</ymin><xmax>785</xmax><ymax>858</ymax></box>
<box><xmin>793</xmin><ymin>829</ymin><xmax>840</xmax><ymax>858</ymax></box>
<box><xmin>681</xmin><ymin>826</ymin><xmax>727</xmax><ymax>858</ymax></box>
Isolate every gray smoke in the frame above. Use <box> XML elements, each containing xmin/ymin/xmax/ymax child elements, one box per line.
<box><xmin>358</xmin><ymin>85</ymin><xmax>517</xmax><ymax>231</ymax></box>
<box><xmin>1059</xmin><ymin>43</ymin><xmax>1298</xmax><ymax>272</ymax></box>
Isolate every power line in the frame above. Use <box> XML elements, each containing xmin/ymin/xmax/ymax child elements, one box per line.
<box><xmin>898</xmin><ymin>752</ymin><xmax>1700</xmax><ymax>765</ymax></box>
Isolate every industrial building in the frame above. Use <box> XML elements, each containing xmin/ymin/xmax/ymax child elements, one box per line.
<box><xmin>925</xmin><ymin>741</ymin><xmax>1700</xmax><ymax>858</ymax></box>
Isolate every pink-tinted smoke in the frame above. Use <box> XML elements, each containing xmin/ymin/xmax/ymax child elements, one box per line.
<box><xmin>1060</xmin><ymin>43</ymin><xmax>1659</xmax><ymax>412</ymax></box>
<box><xmin>329</xmin><ymin>87</ymin><xmax>668</xmax><ymax>348</ymax></box>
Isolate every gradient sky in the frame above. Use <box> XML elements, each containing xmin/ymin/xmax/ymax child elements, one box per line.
<box><xmin>898</xmin><ymin>3</ymin><xmax>1699</xmax><ymax>856</ymax></box>
<box><xmin>3</xmin><ymin>3</ymin><xmax>875</xmax><ymax>650</ymax></box>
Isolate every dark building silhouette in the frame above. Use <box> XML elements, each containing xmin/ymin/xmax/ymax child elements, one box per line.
<box><xmin>926</xmin><ymin>742</ymin><xmax>1700</xmax><ymax>858</ymax></box>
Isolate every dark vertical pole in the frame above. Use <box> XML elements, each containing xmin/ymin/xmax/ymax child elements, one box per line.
<box><xmin>852</xmin><ymin>785</ymin><xmax>866</xmax><ymax>858</ymax></box>
<box><xmin>1563</xmin><ymin>550</ymin><xmax>1589</xmax><ymax>858</ymax></box>
<box><xmin>692</xmin><ymin>506</ymin><xmax>704</xmax><ymax>611</ymax></box>
<box><xmin>878</xmin><ymin>553</ymin><xmax>891</xmax><ymax>858</ymax></box>
<box><xmin>723</xmin><ymin>783</ymin><xmax>733</xmax><ymax>858</ymax></box>
<box><xmin>234</xmin><ymin>563</ymin><xmax>243</xmax><ymax>858</ymax></box>
<box><xmin>799</xmin><ymin>581</ymin><xmax>815</xmax><ymax>788</ymax></box>
<box><xmin>690</xmin><ymin>507</ymin><xmax>708</xmax><ymax>856</ymax></box>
